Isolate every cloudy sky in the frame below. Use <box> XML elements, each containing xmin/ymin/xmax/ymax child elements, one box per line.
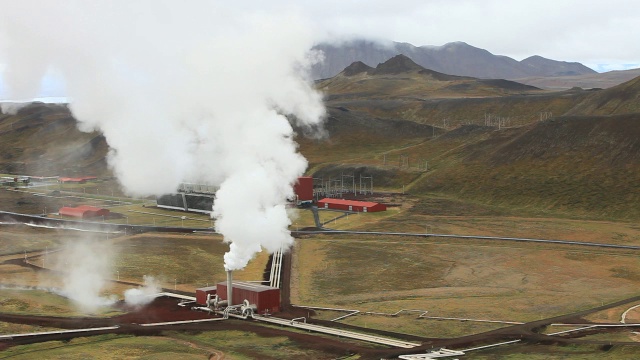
<box><xmin>1</xmin><ymin>0</ymin><xmax>638</xmax><ymax>99</ymax></box>
<box><xmin>303</xmin><ymin>0</ymin><xmax>639</xmax><ymax>72</ymax></box>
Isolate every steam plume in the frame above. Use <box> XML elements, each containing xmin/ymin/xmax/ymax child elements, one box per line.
<box><xmin>51</xmin><ymin>238</ymin><xmax>117</xmax><ymax>313</ymax></box>
<box><xmin>124</xmin><ymin>275</ymin><xmax>161</xmax><ymax>306</ymax></box>
<box><xmin>0</xmin><ymin>2</ymin><xmax>325</xmax><ymax>271</ymax></box>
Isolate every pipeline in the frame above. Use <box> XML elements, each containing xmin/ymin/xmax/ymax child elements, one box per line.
<box><xmin>363</xmin><ymin>309</ymin><xmax>429</xmax><ymax>318</ymax></box>
<box><xmin>0</xmin><ymin>326</ymin><xmax>120</xmax><ymax>340</ymax></box>
<box><xmin>292</xmin><ymin>305</ymin><xmax>360</xmax><ymax>321</ymax></box>
<box><xmin>251</xmin><ymin>314</ymin><xmax>420</xmax><ymax>348</ymax></box>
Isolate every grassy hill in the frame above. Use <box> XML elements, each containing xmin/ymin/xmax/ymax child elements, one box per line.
<box><xmin>2</xmin><ymin>71</ymin><xmax>640</xmax><ymax>221</ymax></box>
<box><xmin>300</xmin><ymin>114</ymin><xmax>640</xmax><ymax>220</ymax></box>
<box><xmin>305</xmin><ymin>68</ymin><xmax>640</xmax><ymax>220</ymax></box>
<box><xmin>0</xmin><ymin>103</ymin><xmax>108</xmax><ymax>176</ymax></box>
<box><xmin>319</xmin><ymin>54</ymin><xmax>541</xmax><ymax>100</ymax></box>
<box><xmin>320</xmin><ymin>56</ymin><xmax>593</xmax><ymax>127</ymax></box>
<box><xmin>515</xmin><ymin>67</ymin><xmax>640</xmax><ymax>90</ymax></box>
<box><xmin>566</xmin><ymin>75</ymin><xmax>640</xmax><ymax>115</ymax></box>
<box><xmin>405</xmin><ymin>114</ymin><xmax>640</xmax><ymax>219</ymax></box>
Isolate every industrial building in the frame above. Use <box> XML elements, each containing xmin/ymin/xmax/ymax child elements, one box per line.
<box><xmin>58</xmin><ymin>205</ymin><xmax>110</xmax><ymax>219</ymax></box>
<box><xmin>156</xmin><ymin>182</ymin><xmax>217</xmax><ymax>214</ymax></box>
<box><xmin>58</xmin><ymin>176</ymin><xmax>97</xmax><ymax>184</ymax></box>
<box><xmin>216</xmin><ymin>281</ymin><xmax>280</xmax><ymax>314</ymax></box>
<box><xmin>158</xmin><ymin>177</ymin><xmax>314</xmax><ymax>213</ymax></box>
<box><xmin>195</xmin><ymin>286</ymin><xmax>218</xmax><ymax>306</ymax></box>
<box><xmin>156</xmin><ymin>193</ymin><xmax>214</xmax><ymax>214</ymax></box>
<box><xmin>317</xmin><ymin>198</ymin><xmax>386</xmax><ymax>212</ymax></box>
<box><xmin>293</xmin><ymin>176</ymin><xmax>313</xmax><ymax>205</ymax></box>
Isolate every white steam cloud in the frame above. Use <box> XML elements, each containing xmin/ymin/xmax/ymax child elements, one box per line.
<box><xmin>124</xmin><ymin>275</ymin><xmax>161</xmax><ymax>307</ymax></box>
<box><xmin>50</xmin><ymin>239</ymin><xmax>117</xmax><ymax>313</ymax></box>
<box><xmin>0</xmin><ymin>2</ymin><xmax>325</xmax><ymax>271</ymax></box>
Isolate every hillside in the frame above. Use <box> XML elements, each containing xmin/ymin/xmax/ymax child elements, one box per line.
<box><xmin>515</xmin><ymin>67</ymin><xmax>640</xmax><ymax>90</ymax></box>
<box><xmin>320</xmin><ymin>56</ymin><xmax>590</xmax><ymax>127</ymax></box>
<box><xmin>520</xmin><ymin>55</ymin><xmax>593</xmax><ymax>76</ymax></box>
<box><xmin>299</xmin><ymin>110</ymin><xmax>640</xmax><ymax>220</ymax></box>
<box><xmin>2</xmin><ymin>70</ymin><xmax>640</xmax><ymax>221</ymax></box>
<box><xmin>565</xmin><ymin>75</ymin><xmax>640</xmax><ymax>115</ymax></box>
<box><xmin>0</xmin><ymin>103</ymin><xmax>108</xmax><ymax>176</ymax></box>
<box><xmin>304</xmin><ymin>64</ymin><xmax>640</xmax><ymax>220</ymax></box>
<box><xmin>419</xmin><ymin>114</ymin><xmax>640</xmax><ymax>219</ymax></box>
<box><xmin>312</xmin><ymin>39</ymin><xmax>596</xmax><ymax>80</ymax></box>
<box><xmin>320</xmin><ymin>55</ymin><xmax>540</xmax><ymax>99</ymax></box>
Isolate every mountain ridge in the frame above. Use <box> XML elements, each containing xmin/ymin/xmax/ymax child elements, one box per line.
<box><xmin>312</xmin><ymin>39</ymin><xmax>597</xmax><ymax>80</ymax></box>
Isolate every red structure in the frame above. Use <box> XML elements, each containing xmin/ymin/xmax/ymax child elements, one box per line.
<box><xmin>59</xmin><ymin>205</ymin><xmax>110</xmax><ymax>219</ymax></box>
<box><xmin>58</xmin><ymin>176</ymin><xmax>97</xmax><ymax>183</ymax></box>
<box><xmin>293</xmin><ymin>176</ymin><xmax>313</xmax><ymax>205</ymax></box>
<box><xmin>195</xmin><ymin>286</ymin><xmax>217</xmax><ymax>306</ymax></box>
<box><xmin>216</xmin><ymin>281</ymin><xmax>280</xmax><ymax>314</ymax></box>
<box><xmin>317</xmin><ymin>198</ymin><xmax>386</xmax><ymax>212</ymax></box>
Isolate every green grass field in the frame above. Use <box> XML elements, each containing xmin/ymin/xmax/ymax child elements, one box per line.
<box><xmin>0</xmin><ymin>322</ymin><xmax>61</xmax><ymax>336</ymax></box>
<box><xmin>292</xmin><ymin>234</ymin><xmax>640</xmax><ymax>314</ymax></box>
<box><xmin>465</xmin><ymin>343</ymin><xmax>640</xmax><ymax>359</ymax></box>
<box><xmin>0</xmin><ymin>330</ymin><xmax>357</xmax><ymax>359</ymax></box>
<box><xmin>0</xmin><ymin>289</ymin><xmax>121</xmax><ymax>318</ymax></box>
<box><xmin>110</xmin><ymin>233</ymin><xmax>268</xmax><ymax>290</ymax></box>
<box><xmin>0</xmin><ymin>335</ymin><xmax>207</xmax><ymax>359</ymax></box>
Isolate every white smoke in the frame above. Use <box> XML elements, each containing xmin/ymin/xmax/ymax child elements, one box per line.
<box><xmin>50</xmin><ymin>239</ymin><xmax>117</xmax><ymax>313</ymax></box>
<box><xmin>124</xmin><ymin>275</ymin><xmax>161</xmax><ymax>307</ymax></box>
<box><xmin>0</xmin><ymin>2</ymin><xmax>325</xmax><ymax>271</ymax></box>
<box><xmin>0</xmin><ymin>102</ymin><xmax>23</xmax><ymax>115</ymax></box>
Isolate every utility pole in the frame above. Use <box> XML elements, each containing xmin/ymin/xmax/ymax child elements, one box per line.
<box><xmin>359</xmin><ymin>175</ymin><xmax>373</xmax><ymax>195</ymax></box>
<box><xmin>400</xmin><ymin>154</ymin><xmax>409</xmax><ymax>168</ymax></box>
<box><xmin>341</xmin><ymin>174</ymin><xmax>355</xmax><ymax>195</ymax></box>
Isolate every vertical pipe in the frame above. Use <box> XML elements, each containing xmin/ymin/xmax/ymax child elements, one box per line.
<box><xmin>226</xmin><ymin>270</ymin><xmax>233</xmax><ymax>306</ymax></box>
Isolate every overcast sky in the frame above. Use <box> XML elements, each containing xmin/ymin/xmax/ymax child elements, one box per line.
<box><xmin>1</xmin><ymin>0</ymin><xmax>638</xmax><ymax>100</ymax></box>
<box><xmin>303</xmin><ymin>0</ymin><xmax>639</xmax><ymax>72</ymax></box>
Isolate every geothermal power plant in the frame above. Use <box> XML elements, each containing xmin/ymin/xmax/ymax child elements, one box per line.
<box><xmin>108</xmin><ymin>175</ymin><xmax>420</xmax><ymax>350</ymax></box>
<box><xmin>190</xmin><ymin>271</ymin><xmax>280</xmax><ymax>317</ymax></box>
<box><xmin>154</xmin><ymin>267</ymin><xmax>420</xmax><ymax>349</ymax></box>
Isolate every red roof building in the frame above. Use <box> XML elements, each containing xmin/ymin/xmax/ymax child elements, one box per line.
<box><xmin>59</xmin><ymin>205</ymin><xmax>110</xmax><ymax>219</ymax></box>
<box><xmin>317</xmin><ymin>198</ymin><xmax>386</xmax><ymax>212</ymax></box>
<box><xmin>58</xmin><ymin>176</ymin><xmax>97</xmax><ymax>183</ymax></box>
<box><xmin>216</xmin><ymin>281</ymin><xmax>280</xmax><ymax>314</ymax></box>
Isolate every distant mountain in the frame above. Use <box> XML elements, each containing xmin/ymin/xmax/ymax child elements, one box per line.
<box><xmin>366</xmin><ymin>54</ymin><xmax>471</xmax><ymax>81</ymax></box>
<box><xmin>312</xmin><ymin>39</ymin><xmax>596</xmax><ymax>80</ymax></box>
<box><xmin>322</xmin><ymin>55</ymin><xmax>539</xmax><ymax>100</ymax></box>
<box><xmin>520</xmin><ymin>55</ymin><xmax>592</xmax><ymax>77</ymax></box>
<box><xmin>369</xmin><ymin>54</ymin><xmax>426</xmax><ymax>75</ymax></box>
<box><xmin>341</xmin><ymin>61</ymin><xmax>374</xmax><ymax>76</ymax></box>
<box><xmin>514</xmin><ymin>68</ymin><xmax>640</xmax><ymax>90</ymax></box>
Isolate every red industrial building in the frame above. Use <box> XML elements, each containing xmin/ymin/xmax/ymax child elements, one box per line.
<box><xmin>293</xmin><ymin>176</ymin><xmax>313</xmax><ymax>205</ymax></box>
<box><xmin>195</xmin><ymin>286</ymin><xmax>217</xmax><ymax>306</ymax></box>
<box><xmin>216</xmin><ymin>281</ymin><xmax>280</xmax><ymax>314</ymax></box>
<box><xmin>317</xmin><ymin>198</ymin><xmax>386</xmax><ymax>212</ymax></box>
<box><xmin>58</xmin><ymin>205</ymin><xmax>110</xmax><ymax>219</ymax></box>
<box><xmin>58</xmin><ymin>176</ymin><xmax>97</xmax><ymax>183</ymax></box>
